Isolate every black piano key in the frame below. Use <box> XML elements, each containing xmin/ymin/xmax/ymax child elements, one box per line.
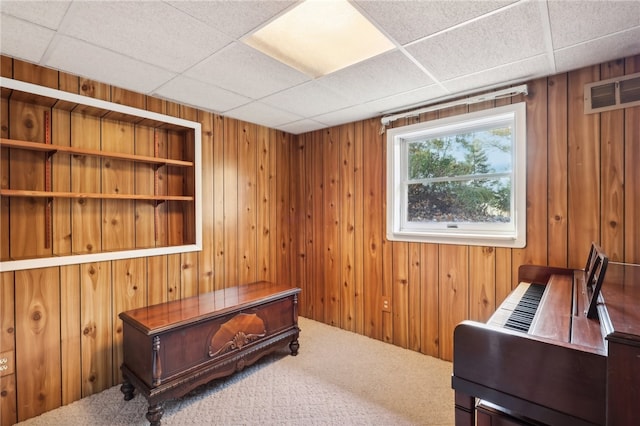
<box><xmin>503</xmin><ymin>283</ymin><xmax>546</xmax><ymax>333</ymax></box>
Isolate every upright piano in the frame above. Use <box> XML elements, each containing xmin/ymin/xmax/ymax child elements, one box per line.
<box><xmin>452</xmin><ymin>249</ymin><xmax>640</xmax><ymax>426</ymax></box>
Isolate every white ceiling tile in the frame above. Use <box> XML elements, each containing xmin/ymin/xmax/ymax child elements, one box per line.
<box><xmin>276</xmin><ymin>119</ymin><xmax>329</xmax><ymax>135</ymax></box>
<box><xmin>225</xmin><ymin>101</ymin><xmax>303</xmax><ymax>128</ymax></box>
<box><xmin>554</xmin><ymin>26</ymin><xmax>640</xmax><ymax>73</ymax></box>
<box><xmin>168</xmin><ymin>1</ymin><xmax>296</xmax><ymax>39</ymax></box>
<box><xmin>261</xmin><ymin>81</ymin><xmax>356</xmax><ymax>117</ymax></box>
<box><xmin>0</xmin><ymin>0</ymin><xmax>70</xmax><ymax>30</ymax></box>
<box><xmin>355</xmin><ymin>0</ymin><xmax>515</xmax><ymax>45</ymax></box>
<box><xmin>185</xmin><ymin>42</ymin><xmax>309</xmax><ymax>99</ymax></box>
<box><xmin>0</xmin><ymin>14</ymin><xmax>54</xmax><ymax>63</ymax></box>
<box><xmin>58</xmin><ymin>1</ymin><xmax>232</xmax><ymax>73</ymax></box>
<box><xmin>153</xmin><ymin>75</ymin><xmax>251</xmax><ymax>113</ymax></box>
<box><xmin>548</xmin><ymin>1</ymin><xmax>640</xmax><ymax>49</ymax></box>
<box><xmin>365</xmin><ymin>84</ymin><xmax>450</xmax><ymax>114</ymax></box>
<box><xmin>442</xmin><ymin>55</ymin><xmax>552</xmax><ymax>94</ymax></box>
<box><xmin>42</xmin><ymin>35</ymin><xmax>175</xmax><ymax>94</ymax></box>
<box><xmin>318</xmin><ymin>50</ymin><xmax>433</xmax><ymax>103</ymax></box>
<box><xmin>312</xmin><ymin>104</ymin><xmax>383</xmax><ymax>127</ymax></box>
<box><xmin>406</xmin><ymin>1</ymin><xmax>546</xmax><ymax>81</ymax></box>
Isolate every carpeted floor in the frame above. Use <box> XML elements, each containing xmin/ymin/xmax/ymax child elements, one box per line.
<box><xmin>18</xmin><ymin>317</ymin><xmax>454</xmax><ymax>425</ymax></box>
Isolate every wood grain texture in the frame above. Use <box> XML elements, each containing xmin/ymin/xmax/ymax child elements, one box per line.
<box><xmin>15</xmin><ymin>267</ymin><xmax>61</xmax><ymax>420</ymax></box>
<box><xmin>4</xmin><ymin>52</ymin><xmax>640</xmax><ymax>423</ymax></box>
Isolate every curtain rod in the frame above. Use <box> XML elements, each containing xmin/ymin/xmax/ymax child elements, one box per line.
<box><xmin>379</xmin><ymin>84</ymin><xmax>528</xmax><ymax>132</ymax></box>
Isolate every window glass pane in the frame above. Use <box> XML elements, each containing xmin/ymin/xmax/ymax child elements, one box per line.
<box><xmin>407</xmin><ymin>177</ymin><xmax>511</xmax><ymax>223</ymax></box>
<box><xmin>408</xmin><ymin>127</ymin><xmax>512</xmax><ymax>180</ymax></box>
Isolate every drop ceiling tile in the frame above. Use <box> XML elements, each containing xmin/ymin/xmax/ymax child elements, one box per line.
<box><xmin>261</xmin><ymin>81</ymin><xmax>356</xmax><ymax>118</ymax></box>
<box><xmin>168</xmin><ymin>1</ymin><xmax>296</xmax><ymax>39</ymax></box>
<box><xmin>318</xmin><ymin>50</ymin><xmax>433</xmax><ymax>103</ymax></box>
<box><xmin>0</xmin><ymin>0</ymin><xmax>70</xmax><ymax>29</ymax></box>
<box><xmin>153</xmin><ymin>75</ymin><xmax>251</xmax><ymax>113</ymax></box>
<box><xmin>406</xmin><ymin>1</ymin><xmax>546</xmax><ymax>81</ymax></box>
<box><xmin>362</xmin><ymin>84</ymin><xmax>449</xmax><ymax>114</ymax></box>
<box><xmin>548</xmin><ymin>1</ymin><xmax>640</xmax><ymax>49</ymax></box>
<box><xmin>312</xmin><ymin>103</ymin><xmax>383</xmax><ymax>127</ymax></box>
<box><xmin>43</xmin><ymin>35</ymin><xmax>175</xmax><ymax>94</ymax></box>
<box><xmin>442</xmin><ymin>55</ymin><xmax>552</xmax><ymax>94</ymax></box>
<box><xmin>554</xmin><ymin>26</ymin><xmax>640</xmax><ymax>73</ymax></box>
<box><xmin>185</xmin><ymin>42</ymin><xmax>309</xmax><ymax>100</ymax></box>
<box><xmin>0</xmin><ymin>14</ymin><xmax>55</xmax><ymax>63</ymax></box>
<box><xmin>58</xmin><ymin>1</ymin><xmax>232</xmax><ymax>73</ymax></box>
<box><xmin>277</xmin><ymin>119</ymin><xmax>329</xmax><ymax>135</ymax></box>
<box><xmin>355</xmin><ymin>0</ymin><xmax>515</xmax><ymax>45</ymax></box>
<box><xmin>225</xmin><ymin>101</ymin><xmax>303</xmax><ymax>128</ymax></box>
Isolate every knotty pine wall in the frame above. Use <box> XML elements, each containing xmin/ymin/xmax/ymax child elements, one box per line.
<box><xmin>292</xmin><ymin>54</ymin><xmax>640</xmax><ymax>362</ymax></box>
<box><xmin>0</xmin><ymin>55</ymin><xmax>294</xmax><ymax>425</ymax></box>
<box><xmin>1</xmin><ymin>53</ymin><xmax>639</xmax><ymax>424</ymax></box>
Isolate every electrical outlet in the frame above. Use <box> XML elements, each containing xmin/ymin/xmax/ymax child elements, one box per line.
<box><xmin>381</xmin><ymin>296</ymin><xmax>391</xmax><ymax>312</ymax></box>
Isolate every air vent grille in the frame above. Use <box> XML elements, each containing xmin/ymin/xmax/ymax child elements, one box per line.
<box><xmin>584</xmin><ymin>72</ymin><xmax>640</xmax><ymax>114</ymax></box>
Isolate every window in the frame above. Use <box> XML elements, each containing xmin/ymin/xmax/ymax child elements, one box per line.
<box><xmin>386</xmin><ymin>102</ymin><xmax>526</xmax><ymax>247</ymax></box>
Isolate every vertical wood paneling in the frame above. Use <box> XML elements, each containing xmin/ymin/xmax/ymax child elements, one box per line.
<box><xmin>512</xmin><ymin>78</ymin><xmax>549</xmax><ymax>281</ymax></box>
<box><xmin>9</xmin><ymin>101</ymin><xmax>49</xmax><ymax>259</ymax></box>
<box><xmin>421</xmin><ymin>244</ymin><xmax>440</xmax><ymax>357</ymax></box>
<box><xmin>310</xmin><ymin>131</ymin><xmax>325</xmax><ymax>321</ymax></box>
<box><xmin>469</xmin><ymin>246</ymin><xmax>496</xmax><ymax>322</ymax></box>
<box><xmin>624</xmin><ymin>56</ymin><xmax>640</xmax><ymax>264</ymax></box>
<box><xmin>238</xmin><ymin>122</ymin><xmax>257</xmax><ymax>285</ymax></box>
<box><xmin>111</xmin><ymin>258</ymin><xmax>146</xmax><ymax>384</ymax></box>
<box><xmin>71</xmin><ymin>112</ymin><xmax>101</xmax><ymax>255</ymax></box>
<box><xmin>340</xmin><ymin>123</ymin><xmax>356</xmax><ymax>331</ymax></box>
<box><xmin>323</xmin><ymin>128</ymin><xmax>341</xmax><ymax>327</ymax></box>
<box><xmin>1</xmin><ymin>96</ymin><xmax>9</xmax><ymax>260</ymax></box>
<box><xmin>362</xmin><ymin>118</ymin><xmax>383</xmax><ymax>340</ymax></box>
<box><xmin>568</xmin><ymin>66</ymin><xmax>601</xmax><ymax>267</ymax></box>
<box><xmin>198</xmin><ymin>111</ymin><xmax>215</xmax><ymax>293</ymax></box>
<box><xmin>600</xmin><ymin>60</ymin><xmax>625</xmax><ymax>262</ymax></box>
<box><xmin>223</xmin><ymin>117</ymin><xmax>238</xmax><ymax>286</ymax></box>
<box><xmin>80</xmin><ymin>262</ymin><xmax>112</xmax><ymax>396</ymax></box>
<box><xmin>0</xmin><ymin>272</ymin><xmax>16</xmax><ymax>426</ymax></box>
<box><xmin>60</xmin><ymin>265</ymin><xmax>81</xmax><ymax>405</ymax></box>
<box><xmin>353</xmin><ymin>121</ymin><xmax>365</xmax><ymax>334</ymax></box>
<box><xmin>289</xmin><ymin>133</ymin><xmax>306</xmax><ymax>313</ymax></box>
<box><xmin>15</xmin><ymin>267</ymin><xmax>61</xmax><ymax>421</ymax></box>
<box><xmin>133</xmin><ymin>126</ymin><xmax>155</xmax><ymax>248</ymax></box>
<box><xmin>213</xmin><ymin>115</ymin><xmax>226</xmax><ymax>290</ymax></box>
<box><xmin>256</xmin><ymin>125</ymin><xmax>272</xmax><ymax>283</ymax></box>
<box><xmin>52</xmin><ymin>108</ymin><xmax>72</xmax><ymax>256</ymax></box>
<box><xmin>101</xmin><ymin>121</ymin><xmax>135</xmax><ymax>251</ymax></box>
<box><xmin>4</xmin><ymin>53</ymin><xmax>640</xmax><ymax>424</ymax></box>
<box><xmin>439</xmin><ymin>245</ymin><xmax>468</xmax><ymax>361</ymax></box>
<box><xmin>547</xmin><ymin>74</ymin><xmax>569</xmax><ymax>267</ymax></box>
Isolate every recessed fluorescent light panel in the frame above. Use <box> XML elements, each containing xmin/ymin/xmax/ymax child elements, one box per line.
<box><xmin>244</xmin><ymin>0</ymin><xmax>395</xmax><ymax>78</ymax></box>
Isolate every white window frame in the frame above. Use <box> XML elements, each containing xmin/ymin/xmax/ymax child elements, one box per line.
<box><xmin>386</xmin><ymin>102</ymin><xmax>526</xmax><ymax>248</ymax></box>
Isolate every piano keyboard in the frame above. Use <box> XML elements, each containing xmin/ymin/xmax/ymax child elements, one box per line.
<box><xmin>488</xmin><ymin>282</ymin><xmax>546</xmax><ymax>332</ymax></box>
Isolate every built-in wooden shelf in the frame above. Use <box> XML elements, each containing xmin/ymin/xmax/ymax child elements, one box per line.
<box><xmin>0</xmin><ymin>76</ymin><xmax>202</xmax><ymax>272</ymax></box>
<box><xmin>0</xmin><ymin>189</ymin><xmax>194</xmax><ymax>201</ymax></box>
<box><xmin>1</xmin><ymin>138</ymin><xmax>194</xmax><ymax>168</ymax></box>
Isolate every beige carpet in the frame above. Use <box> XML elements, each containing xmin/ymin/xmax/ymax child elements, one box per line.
<box><xmin>18</xmin><ymin>317</ymin><xmax>454</xmax><ymax>425</ymax></box>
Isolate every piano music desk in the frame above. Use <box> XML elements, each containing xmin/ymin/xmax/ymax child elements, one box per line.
<box><xmin>119</xmin><ymin>281</ymin><xmax>301</xmax><ymax>426</ymax></box>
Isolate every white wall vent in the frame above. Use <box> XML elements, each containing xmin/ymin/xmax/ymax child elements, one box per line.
<box><xmin>584</xmin><ymin>72</ymin><xmax>640</xmax><ymax>114</ymax></box>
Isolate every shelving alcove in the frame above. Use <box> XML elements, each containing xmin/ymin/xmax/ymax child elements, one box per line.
<box><xmin>0</xmin><ymin>77</ymin><xmax>202</xmax><ymax>272</ymax></box>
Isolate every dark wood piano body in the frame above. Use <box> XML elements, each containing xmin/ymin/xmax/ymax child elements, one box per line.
<box><xmin>452</xmin><ymin>262</ymin><xmax>640</xmax><ymax>426</ymax></box>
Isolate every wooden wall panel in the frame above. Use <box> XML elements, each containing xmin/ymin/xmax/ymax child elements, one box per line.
<box><xmin>4</xmin><ymin>53</ymin><xmax>640</xmax><ymax>424</ymax></box>
<box><xmin>15</xmin><ymin>267</ymin><xmax>61</xmax><ymax>421</ymax></box>
<box><xmin>80</xmin><ymin>262</ymin><xmax>112</xmax><ymax>397</ymax></box>
<box><xmin>568</xmin><ymin>66</ymin><xmax>601</xmax><ymax>267</ymax></box>
<box><xmin>323</xmin><ymin>128</ymin><xmax>341</xmax><ymax>327</ymax></box>
<box><xmin>0</xmin><ymin>272</ymin><xmax>16</xmax><ymax>426</ymax></box>
<box><xmin>624</xmin><ymin>56</ymin><xmax>640</xmax><ymax>264</ymax></box>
